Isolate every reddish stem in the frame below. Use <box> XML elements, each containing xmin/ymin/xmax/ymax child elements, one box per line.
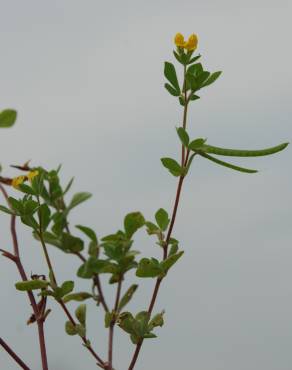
<box><xmin>0</xmin><ymin>337</ymin><xmax>31</xmax><ymax>370</ymax></box>
<box><xmin>108</xmin><ymin>279</ymin><xmax>122</xmax><ymax>370</ymax></box>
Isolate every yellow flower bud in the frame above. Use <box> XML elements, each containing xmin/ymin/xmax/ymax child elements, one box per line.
<box><xmin>174</xmin><ymin>33</ymin><xmax>185</xmax><ymax>48</ymax></box>
<box><xmin>11</xmin><ymin>176</ymin><xmax>26</xmax><ymax>189</ymax></box>
<box><xmin>27</xmin><ymin>170</ymin><xmax>39</xmax><ymax>182</ymax></box>
<box><xmin>184</xmin><ymin>33</ymin><xmax>198</xmax><ymax>51</ymax></box>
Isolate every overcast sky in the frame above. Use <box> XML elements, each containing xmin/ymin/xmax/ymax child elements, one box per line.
<box><xmin>0</xmin><ymin>1</ymin><xmax>291</xmax><ymax>369</ymax></box>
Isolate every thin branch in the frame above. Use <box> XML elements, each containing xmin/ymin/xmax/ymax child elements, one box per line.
<box><xmin>58</xmin><ymin>300</ymin><xmax>105</xmax><ymax>368</ymax></box>
<box><xmin>0</xmin><ymin>184</ymin><xmax>49</xmax><ymax>370</ymax></box>
<box><xmin>108</xmin><ymin>280</ymin><xmax>122</xmax><ymax>370</ymax></box>
<box><xmin>0</xmin><ymin>337</ymin><xmax>31</xmax><ymax>370</ymax></box>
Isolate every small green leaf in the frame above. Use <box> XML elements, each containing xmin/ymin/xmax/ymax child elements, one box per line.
<box><xmin>176</xmin><ymin>127</ymin><xmax>189</xmax><ymax>147</ymax></box>
<box><xmin>65</xmin><ymin>321</ymin><xmax>77</xmax><ymax>336</ymax></box>
<box><xmin>199</xmin><ymin>152</ymin><xmax>258</xmax><ymax>173</ymax></box>
<box><xmin>61</xmin><ymin>233</ymin><xmax>84</xmax><ymax>253</ymax></box>
<box><xmin>118</xmin><ymin>284</ymin><xmax>138</xmax><ymax>312</ymax></box>
<box><xmin>67</xmin><ymin>192</ymin><xmax>92</xmax><ymax>212</ymax></box>
<box><xmin>75</xmin><ymin>324</ymin><xmax>86</xmax><ymax>337</ymax></box>
<box><xmin>188</xmin><ymin>138</ymin><xmax>207</xmax><ymax>151</ymax></box>
<box><xmin>200</xmin><ymin>142</ymin><xmax>289</xmax><ymax>157</ymax></box>
<box><xmin>15</xmin><ymin>280</ymin><xmax>49</xmax><ymax>291</ymax></box>
<box><xmin>160</xmin><ymin>251</ymin><xmax>184</xmax><ymax>273</ymax></box>
<box><xmin>164</xmin><ymin>83</ymin><xmax>180</xmax><ymax>97</ymax></box>
<box><xmin>75</xmin><ymin>304</ymin><xmax>86</xmax><ymax>326</ymax></box>
<box><xmin>63</xmin><ymin>177</ymin><xmax>74</xmax><ymax>196</ymax></box>
<box><xmin>164</xmin><ymin>62</ymin><xmax>180</xmax><ymax>92</ymax></box>
<box><xmin>0</xmin><ymin>109</ymin><xmax>17</xmax><ymax>128</ymax></box>
<box><xmin>105</xmin><ymin>311</ymin><xmax>115</xmax><ymax>328</ymax></box>
<box><xmin>18</xmin><ymin>184</ymin><xmax>36</xmax><ymax>195</ymax></box>
<box><xmin>202</xmin><ymin>71</ymin><xmax>222</xmax><ymax>87</ymax></box>
<box><xmin>155</xmin><ymin>208</ymin><xmax>169</xmax><ymax>231</ymax></box>
<box><xmin>60</xmin><ymin>281</ymin><xmax>74</xmax><ymax>296</ymax></box>
<box><xmin>148</xmin><ymin>311</ymin><xmax>165</xmax><ymax>331</ymax></box>
<box><xmin>161</xmin><ymin>158</ymin><xmax>183</xmax><ymax>177</ymax></box>
<box><xmin>38</xmin><ymin>204</ymin><xmax>51</xmax><ymax>232</ymax></box>
<box><xmin>136</xmin><ymin>258</ymin><xmax>163</xmax><ymax>278</ymax></box>
<box><xmin>186</xmin><ymin>54</ymin><xmax>201</xmax><ymax>64</ymax></box>
<box><xmin>124</xmin><ymin>212</ymin><xmax>145</xmax><ymax>239</ymax></box>
<box><xmin>0</xmin><ymin>205</ymin><xmax>15</xmax><ymax>215</ymax></box>
<box><xmin>63</xmin><ymin>292</ymin><xmax>92</xmax><ymax>303</ymax></box>
<box><xmin>187</xmin><ymin>63</ymin><xmax>203</xmax><ymax>76</ymax></box>
<box><xmin>76</xmin><ymin>225</ymin><xmax>97</xmax><ymax>244</ymax></box>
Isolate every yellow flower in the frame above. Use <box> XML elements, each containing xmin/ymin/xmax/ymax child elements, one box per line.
<box><xmin>174</xmin><ymin>33</ymin><xmax>198</xmax><ymax>51</ymax></box>
<box><xmin>174</xmin><ymin>33</ymin><xmax>186</xmax><ymax>47</ymax></box>
<box><xmin>12</xmin><ymin>176</ymin><xmax>26</xmax><ymax>189</ymax></box>
<box><xmin>27</xmin><ymin>170</ymin><xmax>39</xmax><ymax>182</ymax></box>
<box><xmin>184</xmin><ymin>33</ymin><xmax>198</xmax><ymax>51</ymax></box>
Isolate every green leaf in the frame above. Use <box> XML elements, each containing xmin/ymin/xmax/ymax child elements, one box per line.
<box><xmin>200</xmin><ymin>142</ymin><xmax>289</xmax><ymax>157</ymax></box>
<box><xmin>188</xmin><ymin>138</ymin><xmax>207</xmax><ymax>151</ymax></box>
<box><xmin>187</xmin><ymin>55</ymin><xmax>201</xmax><ymax>65</ymax></box>
<box><xmin>189</xmin><ymin>93</ymin><xmax>200</xmax><ymax>101</ymax></box>
<box><xmin>134</xmin><ymin>311</ymin><xmax>150</xmax><ymax>337</ymax></box>
<box><xmin>33</xmin><ymin>231</ymin><xmax>62</xmax><ymax>250</ymax></box>
<box><xmin>187</xmin><ymin>63</ymin><xmax>203</xmax><ymax>76</ymax></box>
<box><xmin>117</xmin><ymin>312</ymin><xmax>135</xmax><ymax>334</ymax></box>
<box><xmin>15</xmin><ymin>280</ymin><xmax>49</xmax><ymax>291</ymax></box>
<box><xmin>199</xmin><ymin>152</ymin><xmax>258</xmax><ymax>173</ymax></box>
<box><xmin>155</xmin><ymin>208</ymin><xmax>169</xmax><ymax>231</ymax></box>
<box><xmin>75</xmin><ymin>324</ymin><xmax>86</xmax><ymax>337</ymax></box>
<box><xmin>0</xmin><ymin>205</ymin><xmax>15</xmax><ymax>215</ymax></box>
<box><xmin>164</xmin><ymin>62</ymin><xmax>180</xmax><ymax>92</ymax></box>
<box><xmin>161</xmin><ymin>158</ymin><xmax>183</xmax><ymax>177</ymax></box>
<box><xmin>60</xmin><ymin>281</ymin><xmax>74</xmax><ymax>296</ymax></box>
<box><xmin>136</xmin><ymin>258</ymin><xmax>163</xmax><ymax>278</ymax></box>
<box><xmin>76</xmin><ymin>225</ymin><xmax>97</xmax><ymax>244</ymax></box>
<box><xmin>164</xmin><ymin>83</ymin><xmax>180</xmax><ymax>97</ymax></box>
<box><xmin>38</xmin><ymin>204</ymin><xmax>51</xmax><ymax>232</ymax></box>
<box><xmin>105</xmin><ymin>311</ymin><xmax>115</xmax><ymax>328</ymax></box>
<box><xmin>61</xmin><ymin>233</ymin><xmax>84</xmax><ymax>253</ymax></box>
<box><xmin>63</xmin><ymin>292</ymin><xmax>93</xmax><ymax>303</ymax></box>
<box><xmin>196</xmin><ymin>71</ymin><xmax>211</xmax><ymax>87</ymax></box>
<box><xmin>176</xmin><ymin>127</ymin><xmax>189</xmax><ymax>147</ymax></box>
<box><xmin>160</xmin><ymin>251</ymin><xmax>184</xmax><ymax>273</ymax></box>
<box><xmin>124</xmin><ymin>212</ymin><xmax>145</xmax><ymax>239</ymax></box>
<box><xmin>65</xmin><ymin>321</ymin><xmax>77</xmax><ymax>336</ymax></box>
<box><xmin>67</xmin><ymin>192</ymin><xmax>92</xmax><ymax>212</ymax></box>
<box><xmin>18</xmin><ymin>184</ymin><xmax>36</xmax><ymax>195</ymax></box>
<box><xmin>202</xmin><ymin>71</ymin><xmax>222</xmax><ymax>87</ymax></box>
<box><xmin>77</xmin><ymin>258</ymin><xmax>118</xmax><ymax>279</ymax></box>
<box><xmin>173</xmin><ymin>50</ymin><xmax>183</xmax><ymax>64</ymax></box>
<box><xmin>118</xmin><ymin>284</ymin><xmax>138</xmax><ymax>312</ymax></box>
<box><xmin>0</xmin><ymin>109</ymin><xmax>17</xmax><ymax>128</ymax></box>
<box><xmin>145</xmin><ymin>221</ymin><xmax>160</xmax><ymax>236</ymax></box>
<box><xmin>63</xmin><ymin>177</ymin><xmax>74</xmax><ymax>196</ymax></box>
<box><xmin>75</xmin><ymin>304</ymin><xmax>86</xmax><ymax>326</ymax></box>
<box><xmin>148</xmin><ymin>311</ymin><xmax>165</xmax><ymax>331</ymax></box>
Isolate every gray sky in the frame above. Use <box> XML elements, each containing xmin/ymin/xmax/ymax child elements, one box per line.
<box><xmin>0</xmin><ymin>0</ymin><xmax>291</xmax><ymax>369</ymax></box>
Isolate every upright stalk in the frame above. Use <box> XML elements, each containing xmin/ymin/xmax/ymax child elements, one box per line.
<box><xmin>128</xmin><ymin>69</ymin><xmax>191</xmax><ymax>370</ymax></box>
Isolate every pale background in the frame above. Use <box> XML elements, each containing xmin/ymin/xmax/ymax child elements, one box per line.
<box><xmin>0</xmin><ymin>0</ymin><xmax>291</xmax><ymax>369</ymax></box>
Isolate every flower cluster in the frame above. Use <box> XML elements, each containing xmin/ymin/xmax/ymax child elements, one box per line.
<box><xmin>174</xmin><ymin>33</ymin><xmax>198</xmax><ymax>51</ymax></box>
<box><xmin>11</xmin><ymin>170</ymin><xmax>39</xmax><ymax>189</ymax></box>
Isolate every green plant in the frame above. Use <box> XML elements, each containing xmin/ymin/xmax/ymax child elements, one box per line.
<box><xmin>0</xmin><ymin>33</ymin><xmax>288</xmax><ymax>370</ymax></box>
